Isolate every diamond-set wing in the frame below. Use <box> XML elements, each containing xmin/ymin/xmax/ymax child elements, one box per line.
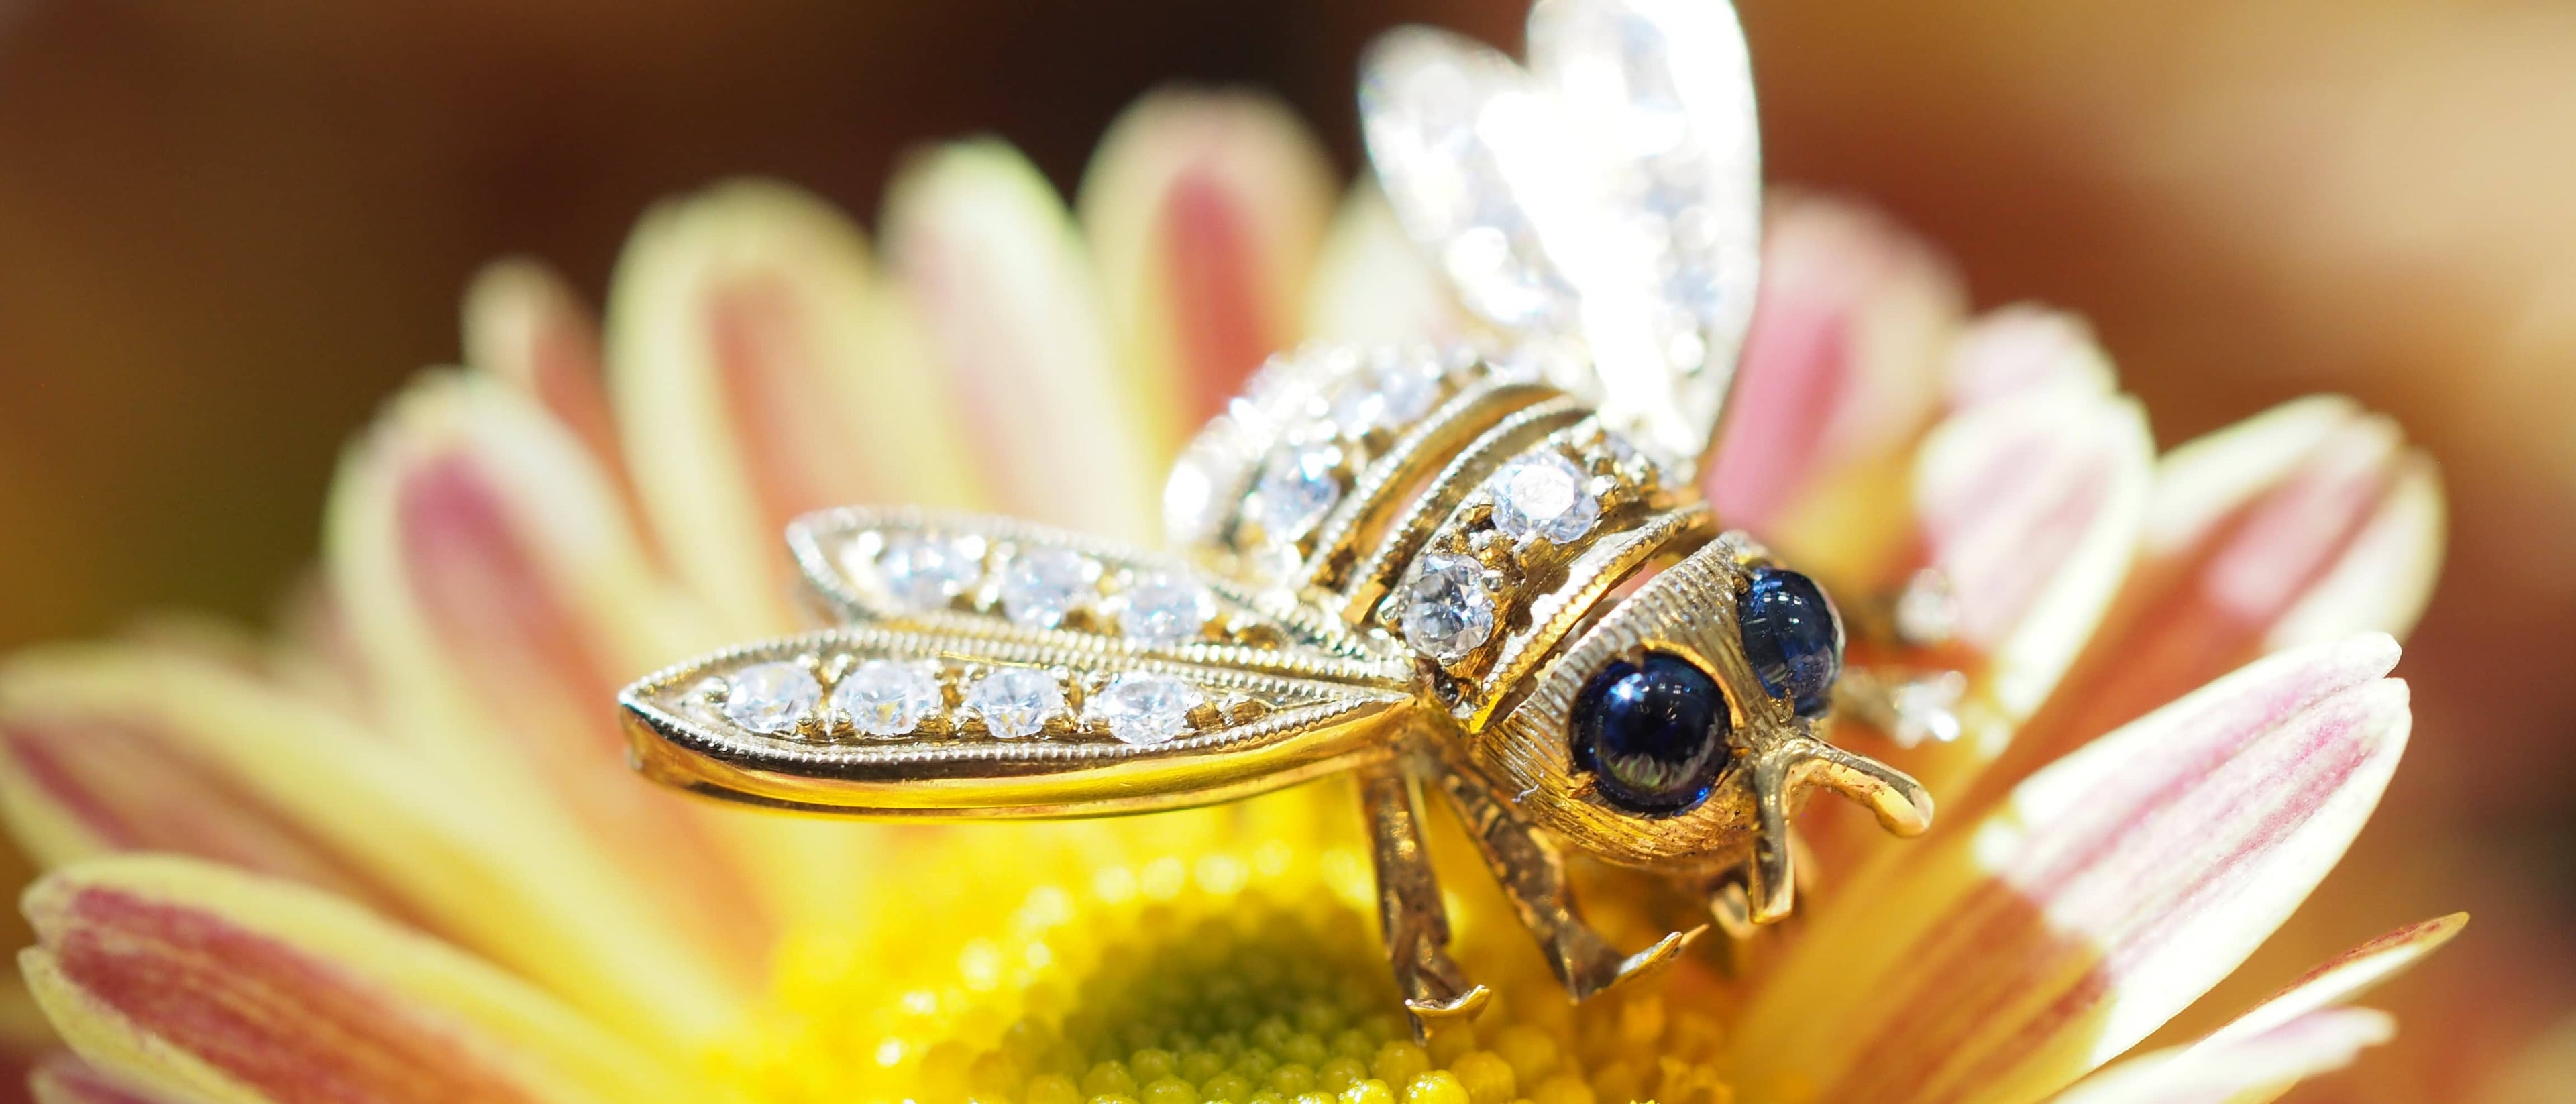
<box><xmin>618</xmin><ymin>508</ymin><xmax>1419</xmax><ymax>816</ymax></box>
<box><xmin>1360</xmin><ymin>0</ymin><xmax>1762</xmax><ymax>467</ymax></box>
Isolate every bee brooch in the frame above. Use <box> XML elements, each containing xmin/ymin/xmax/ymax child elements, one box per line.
<box><xmin>619</xmin><ymin>0</ymin><xmax>1933</xmax><ymax>1024</ymax></box>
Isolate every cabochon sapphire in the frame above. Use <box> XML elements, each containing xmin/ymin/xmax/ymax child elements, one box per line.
<box><xmin>1737</xmin><ymin>566</ymin><xmax>1843</xmax><ymax>717</ymax></box>
<box><xmin>1571</xmin><ymin>651</ymin><xmax>1733</xmax><ymax>814</ymax></box>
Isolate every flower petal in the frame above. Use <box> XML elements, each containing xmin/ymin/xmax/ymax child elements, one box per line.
<box><xmin>1963</xmin><ymin>397</ymin><xmax>2443</xmax><ymax>812</ymax></box>
<box><xmin>1080</xmin><ymin>88</ymin><xmax>1337</xmax><ymax>427</ymax></box>
<box><xmin>2045</xmin><ymin>1007</ymin><xmax>2393</xmax><ymax>1104</ymax></box>
<box><xmin>0</xmin><ymin>641</ymin><xmax>751</xmax><ymax>1049</ymax></box>
<box><xmin>1303</xmin><ymin>181</ymin><xmax>1461</xmax><ymax>345</ymax></box>
<box><xmin>2043</xmin><ymin>912</ymin><xmax>2463</xmax><ymax>1104</ymax></box>
<box><xmin>2207</xmin><ymin>912</ymin><xmax>2465</xmax><ymax>1048</ymax></box>
<box><xmin>1703</xmin><ymin>196</ymin><xmax>1964</xmax><ymax>584</ymax></box>
<box><xmin>1911</xmin><ymin>384</ymin><xmax>2153</xmax><ymax>723</ymax></box>
<box><xmin>32</xmin><ymin>1054</ymin><xmax>201</xmax><ymax>1104</ymax></box>
<box><xmin>20</xmin><ymin>855</ymin><xmax>708</xmax><ymax>1104</ymax></box>
<box><xmin>461</xmin><ymin>260</ymin><xmax>625</xmax><ymax>500</ymax></box>
<box><xmin>1945</xmin><ymin>306</ymin><xmax>2117</xmax><ymax>410</ymax></box>
<box><xmin>605</xmin><ymin>180</ymin><xmax>975</xmax><ymax>633</ymax></box>
<box><xmin>1733</xmin><ymin>634</ymin><xmax>2410</xmax><ymax>1104</ymax></box>
<box><xmin>325</xmin><ymin>372</ymin><xmax>779</xmax><ymax>1034</ymax></box>
<box><xmin>884</xmin><ymin>140</ymin><xmax>1167</xmax><ymax>543</ymax></box>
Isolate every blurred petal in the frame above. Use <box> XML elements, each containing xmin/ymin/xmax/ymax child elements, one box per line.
<box><xmin>1704</xmin><ymin>195</ymin><xmax>1964</xmax><ymax>584</ymax></box>
<box><xmin>2047</xmin><ymin>1007</ymin><xmax>2393</xmax><ymax>1104</ymax></box>
<box><xmin>325</xmin><ymin>372</ymin><xmax>769</xmax><ymax>1035</ymax></box>
<box><xmin>1966</xmin><ymin>397</ymin><xmax>2445</xmax><ymax>811</ymax></box>
<box><xmin>606</xmin><ymin>180</ymin><xmax>974</xmax><ymax>632</ymax></box>
<box><xmin>885</xmin><ymin>140</ymin><xmax>1165</xmax><ymax>543</ymax></box>
<box><xmin>20</xmin><ymin>856</ymin><xmax>706</xmax><ymax>1104</ymax></box>
<box><xmin>32</xmin><ymin>1054</ymin><xmax>203</xmax><ymax>1104</ymax></box>
<box><xmin>1913</xmin><ymin>384</ymin><xmax>2153</xmax><ymax>723</ymax></box>
<box><xmin>462</xmin><ymin>260</ymin><xmax>625</xmax><ymax>501</ymax></box>
<box><xmin>1946</xmin><ymin>305</ymin><xmax>2118</xmax><ymax>410</ymax></box>
<box><xmin>1080</xmin><ymin>88</ymin><xmax>1336</xmax><ymax>427</ymax></box>
<box><xmin>1801</xmin><ymin>380</ymin><xmax>2152</xmax><ymax>881</ymax></box>
<box><xmin>0</xmin><ymin>642</ymin><xmax>743</xmax><ymax>1049</ymax></box>
<box><xmin>1303</xmin><ymin>181</ymin><xmax>1460</xmax><ymax>344</ymax></box>
<box><xmin>1735</xmin><ymin>635</ymin><xmax>2411</xmax><ymax>1104</ymax></box>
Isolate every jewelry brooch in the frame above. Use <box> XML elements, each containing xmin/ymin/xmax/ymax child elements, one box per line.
<box><xmin>619</xmin><ymin>0</ymin><xmax>1933</xmax><ymax>1026</ymax></box>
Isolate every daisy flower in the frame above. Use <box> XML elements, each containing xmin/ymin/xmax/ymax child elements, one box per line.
<box><xmin>0</xmin><ymin>22</ymin><xmax>2454</xmax><ymax>1104</ymax></box>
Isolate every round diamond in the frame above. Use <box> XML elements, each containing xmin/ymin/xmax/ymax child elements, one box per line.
<box><xmin>1248</xmin><ymin>442</ymin><xmax>1344</xmax><ymax>540</ymax></box>
<box><xmin>1488</xmin><ymin>451</ymin><xmax>1600</xmax><ymax>545</ymax></box>
<box><xmin>829</xmin><ymin>659</ymin><xmax>943</xmax><ymax>738</ymax></box>
<box><xmin>1401</xmin><ymin>554</ymin><xmax>1496</xmax><ymax>661</ymax></box>
<box><xmin>1084</xmin><ymin>673</ymin><xmax>1207</xmax><ymax>746</ymax></box>
<box><xmin>1330</xmin><ymin>348</ymin><xmax>1445</xmax><ymax>435</ymax></box>
<box><xmin>964</xmin><ymin>667</ymin><xmax>1066</xmax><ymax>740</ymax></box>
<box><xmin>1000</xmin><ymin>547</ymin><xmax>1099</xmax><ymax>629</ymax></box>
<box><xmin>720</xmin><ymin>661</ymin><xmax>822</xmax><ymax>735</ymax></box>
<box><xmin>1120</xmin><ymin>576</ymin><xmax>1216</xmax><ymax>647</ymax></box>
<box><xmin>873</xmin><ymin>533</ymin><xmax>980</xmax><ymax>612</ymax></box>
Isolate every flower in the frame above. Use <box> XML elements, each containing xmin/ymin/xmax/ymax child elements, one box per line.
<box><xmin>0</xmin><ymin>79</ymin><xmax>2457</xmax><ymax>1104</ymax></box>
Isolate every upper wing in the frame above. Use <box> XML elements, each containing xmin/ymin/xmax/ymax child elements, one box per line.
<box><xmin>1358</xmin><ymin>0</ymin><xmax>1761</xmax><ymax>470</ymax></box>
<box><xmin>619</xmin><ymin>508</ymin><xmax>1417</xmax><ymax>817</ymax></box>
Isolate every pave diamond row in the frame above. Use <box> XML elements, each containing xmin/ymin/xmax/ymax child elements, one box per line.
<box><xmin>854</xmin><ymin>533</ymin><xmax>1218</xmax><ymax>647</ymax></box>
<box><xmin>709</xmin><ymin>659</ymin><xmax>1228</xmax><ymax>747</ymax></box>
<box><xmin>1389</xmin><ymin>423</ymin><xmax>1670</xmax><ymax>663</ymax></box>
<box><xmin>1167</xmin><ymin>342</ymin><xmax>1483</xmax><ymax>582</ymax></box>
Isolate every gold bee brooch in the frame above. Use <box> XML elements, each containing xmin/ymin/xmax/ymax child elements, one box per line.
<box><xmin>618</xmin><ymin>0</ymin><xmax>1933</xmax><ymax>1024</ymax></box>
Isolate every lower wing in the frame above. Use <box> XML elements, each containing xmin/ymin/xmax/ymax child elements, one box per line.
<box><xmin>620</xmin><ymin>625</ymin><xmax>1416</xmax><ymax>817</ymax></box>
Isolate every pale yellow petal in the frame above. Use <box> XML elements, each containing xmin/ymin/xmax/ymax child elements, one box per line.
<box><xmin>1303</xmin><ymin>180</ymin><xmax>1462</xmax><ymax>345</ymax></box>
<box><xmin>884</xmin><ymin>140</ymin><xmax>1165</xmax><ymax>543</ymax></box>
<box><xmin>0</xmin><ymin>640</ymin><xmax>745</xmax><ymax>1050</ymax></box>
<box><xmin>20</xmin><ymin>855</ymin><xmax>710</xmax><ymax>1104</ymax></box>
<box><xmin>606</xmin><ymin>179</ymin><xmax>974</xmax><ymax>633</ymax></box>
<box><xmin>1081</xmin><ymin>87</ymin><xmax>1337</xmax><ymax>429</ymax></box>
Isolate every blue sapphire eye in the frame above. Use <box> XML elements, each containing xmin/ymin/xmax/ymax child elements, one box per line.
<box><xmin>1737</xmin><ymin>566</ymin><xmax>1843</xmax><ymax>717</ymax></box>
<box><xmin>1571</xmin><ymin>651</ymin><xmax>1733</xmax><ymax>814</ymax></box>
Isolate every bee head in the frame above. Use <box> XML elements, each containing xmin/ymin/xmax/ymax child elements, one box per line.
<box><xmin>1452</xmin><ymin>531</ymin><xmax>1915</xmax><ymax>877</ymax></box>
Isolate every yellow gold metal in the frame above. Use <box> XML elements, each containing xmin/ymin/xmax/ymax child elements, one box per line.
<box><xmin>620</xmin><ymin>349</ymin><xmax>1932</xmax><ymax>1023</ymax></box>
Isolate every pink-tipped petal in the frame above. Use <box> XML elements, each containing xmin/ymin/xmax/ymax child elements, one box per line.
<box><xmin>1080</xmin><ymin>88</ymin><xmax>1337</xmax><ymax>427</ymax></box>
<box><xmin>2046</xmin><ymin>1007</ymin><xmax>2394</xmax><ymax>1104</ymax></box>
<box><xmin>0</xmin><ymin>641</ymin><xmax>753</xmax><ymax>1050</ymax></box>
<box><xmin>21</xmin><ymin>856</ymin><xmax>706</xmax><ymax>1104</ymax></box>
<box><xmin>325</xmin><ymin>374</ymin><xmax>771</xmax><ymax>1033</ymax></box>
<box><xmin>1913</xmin><ymin>386</ymin><xmax>2153</xmax><ymax>721</ymax></box>
<box><xmin>606</xmin><ymin>180</ymin><xmax>975</xmax><ymax>633</ymax></box>
<box><xmin>885</xmin><ymin>141</ymin><xmax>1168</xmax><ymax>543</ymax></box>
<box><xmin>1966</xmin><ymin>398</ymin><xmax>2443</xmax><ymax>810</ymax></box>
<box><xmin>462</xmin><ymin>260</ymin><xmax>627</xmax><ymax>502</ymax></box>
<box><xmin>1704</xmin><ymin>196</ymin><xmax>1964</xmax><ymax>584</ymax></box>
<box><xmin>1946</xmin><ymin>305</ymin><xmax>2118</xmax><ymax>410</ymax></box>
<box><xmin>1303</xmin><ymin>182</ymin><xmax>1462</xmax><ymax>345</ymax></box>
<box><xmin>1735</xmin><ymin>635</ymin><xmax>2412</xmax><ymax>1104</ymax></box>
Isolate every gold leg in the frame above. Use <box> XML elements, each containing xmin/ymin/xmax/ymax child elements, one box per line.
<box><xmin>1428</xmin><ymin>766</ymin><xmax>1703</xmax><ymax>1001</ymax></box>
<box><xmin>1360</xmin><ymin>764</ymin><xmax>1490</xmax><ymax>1034</ymax></box>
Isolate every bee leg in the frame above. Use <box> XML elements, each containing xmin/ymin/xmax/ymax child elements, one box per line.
<box><xmin>1428</xmin><ymin>769</ymin><xmax>1704</xmax><ymax>1001</ymax></box>
<box><xmin>1359</xmin><ymin>764</ymin><xmax>1490</xmax><ymax>1036</ymax></box>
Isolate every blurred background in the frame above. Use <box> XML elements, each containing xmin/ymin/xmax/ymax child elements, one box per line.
<box><xmin>0</xmin><ymin>1</ymin><xmax>2569</xmax><ymax>1099</ymax></box>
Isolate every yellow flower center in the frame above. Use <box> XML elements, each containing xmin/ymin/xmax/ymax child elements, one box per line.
<box><xmin>704</xmin><ymin>783</ymin><xmax>1738</xmax><ymax>1104</ymax></box>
